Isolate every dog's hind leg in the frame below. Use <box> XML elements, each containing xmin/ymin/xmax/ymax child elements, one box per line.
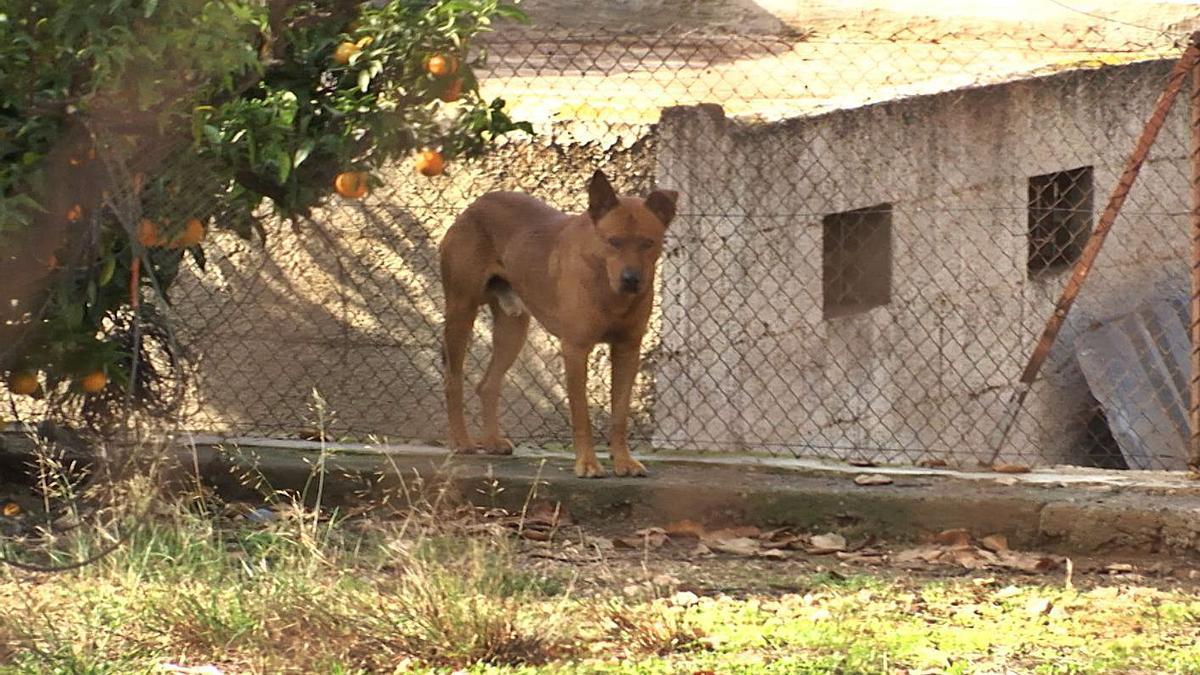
<box><xmin>443</xmin><ymin>297</ymin><xmax>481</xmax><ymax>453</ymax></box>
<box><xmin>476</xmin><ymin>299</ymin><xmax>530</xmax><ymax>454</ymax></box>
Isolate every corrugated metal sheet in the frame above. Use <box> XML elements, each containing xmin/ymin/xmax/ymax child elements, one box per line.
<box><xmin>1075</xmin><ymin>297</ymin><xmax>1191</xmax><ymax>470</ymax></box>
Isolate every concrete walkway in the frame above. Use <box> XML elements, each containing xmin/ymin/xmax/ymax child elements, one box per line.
<box><xmin>178</xmin><ymin>436</ymin><xmax>1200</xmax><ymax>556</ymax></box>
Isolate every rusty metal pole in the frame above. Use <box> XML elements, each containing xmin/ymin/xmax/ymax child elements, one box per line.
<box><xmin>1190</xmin><ymin>33</ymin><xmax>1200</xmax><ymax>474</ymax></box>
<box><xmin>993</xmin><ymin>38</ymin><xmax>1200</xmax><ymax>465</ymax></box>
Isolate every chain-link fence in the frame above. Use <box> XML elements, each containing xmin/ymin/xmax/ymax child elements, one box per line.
<box><xmin>12</xmin><ymin>25</ymin><xmax>1200</xmax><ymax>471</ymax></box>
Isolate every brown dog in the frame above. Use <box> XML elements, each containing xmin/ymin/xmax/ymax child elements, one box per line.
<box><xmin>439</xmin><ymin>171</ymin><xmax>678</xmax><ymax>477</ymax></box>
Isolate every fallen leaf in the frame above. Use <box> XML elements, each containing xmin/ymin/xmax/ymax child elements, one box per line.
<box><xmin>527</xmin><ymin>547</ymin><xmax>600</xmax><ymax>563</ymax></box>
<box><xmin>583</xmin><ymin>535</ymin><xmax>615</xmax><ymax>551</ymax></box>
<box><xmin>933</xmin><ymin>528</ymin><xmax>972</xmax><ymax>548</ymax></box>
<box><xmin>1025</xmin><ymin>597</ymin><xmax>1053</xmax><ymax>616</ymax></box>
<box><xmin>671</xmin><ymin>591</ymin><xmax>701</xmax><ymax>606</ymax></box>
<box><xmin>836</xmin><ymin>550</ymin><xmax>885</xmax><ymax>565</ymax></box>
<box><xmin>613</xmin><ymin>531</ymin><xmax>667</xmax><ymax>550</ymax></box>
<box><xmin>994</xmin><ymin>476</ymin><xmax>1020</xmax><ymax>486</ymax></box>
<box><xmin>992</xmin><ymin>462</ymin><xmax>1031</xmax><ymax>474</ymax></box>
<box><xmin>706</xmin><ymin>537</ymin><xmax>760</xmax><ymax>556</ymax></box>
<box><xmin>980</xmin><ymin>534</ymin><xmax>1009</xmax><ymax>552</ymax></box>
<box><xmin>664</xmin><ymin>519</ymin><xmax>706</xmax><ymax>538</ymax></box>
<box><xmin>919</xmin><ymin>458</ymin><xmax>949</xmax><ymax>468</ymax></box>
<box><xmin>895</xmin><ymin>546</ymin><xmax>945</xmax><ymax>565</ymax></box>
<box><xmin>761</xmin><ymin>534</ymin><xmax>804</xmax><ymax>550</ymax></box>
<box><xmin>807</xmin><ymin>533</ymin><xmax>848</xmax><ymax>554</ymax></box>
<box><xmin>998</xmin><ymin>551</ymin><xmax>1061</xmax><ymax>573</ymax></box>
<box><xmin>950</xmin><ymin>549</ymin><xmax>984</xmax><ymax>569</ymax></box>
<box><xmin>651</xmin><ymin>573</ymin><xmax>681</xmax><ymax>587</ymax></box>
<box><xmin>692</xmin><ymin>542</ymin><xmax>712</xmax><ymax>556</ymax></box>
<box><xmin>975</xmin><ymin>548</ymin><xmax>1001</xmax><ymax>565</ymax></box>
<box><xmin>1105</xmin><ymin>563</ymin><xmax>1136</xmax><ymax>574</ymax></box>
<box><xmin>848</xmin><ymin>458</ymin><xmax>876</xmax><ymax>467</ymax></box>
<box><xmin>520</xmin><ymin>527</ymin><xmax>552</xmax><ymax>541</ymax></box>
<box><xmin>526</xmin><ymin>500</ymin><xmax>572</xmax><ymax>527</ymax></box>
<box><xmin>706</xmin><ymin>525</ymin><xmax>762</xmax><ymax>540</ymax></box>
<box><xmin>756</xmin><ymin>548</ymin><xmax>788</xmax><ymax>560</ymax></box>
<box><xmin>854</xmin><ymin>473</ymin><xmax>894</xmax><ymax>486</ymax></box>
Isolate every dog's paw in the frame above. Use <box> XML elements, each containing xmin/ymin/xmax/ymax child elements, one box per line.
<box><xmin>574</xmin><ymin>456</ymin><xmax>608</xmax><ymax>478</ymax></box>
<box><xmin>612</xmin><ymin>456</ymin><xmax>648</xmax><ymax>477</ymax></box>
<box><xmin>449</xmin><ymin>437</ymin><xmax>483</xmax><ymax>455</ymax></box>
<box><xmin>477</xmin><ymin>437</ymin><xmax>515</xmax><ymax>455</ymax></box>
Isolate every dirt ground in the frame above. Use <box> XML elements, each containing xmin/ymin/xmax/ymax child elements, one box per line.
<box><xmin>517</xmin><ymin>524</ymin><xmax>1200</xmax><ymax>598</ymax></box>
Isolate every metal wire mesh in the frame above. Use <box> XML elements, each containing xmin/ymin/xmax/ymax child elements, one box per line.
<box><xmin>12</xmin><ymin>25</ymin><xmax>1200</xmax><ymax>471</ymax></box>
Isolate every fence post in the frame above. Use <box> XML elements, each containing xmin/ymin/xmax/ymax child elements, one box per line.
<box><xmin>1190</xmin><ymin>32</ymin><xmax>1200</xmax><ymax>473</ymax></box>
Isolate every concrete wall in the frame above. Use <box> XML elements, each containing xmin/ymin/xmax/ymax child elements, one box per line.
<box><xmin>651</xmin><ymin>58</ymin><xmax>1190</xmax><ymax>464</ymax></box>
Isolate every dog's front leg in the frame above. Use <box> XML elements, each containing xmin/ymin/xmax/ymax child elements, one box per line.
<box><xmin>563</xmin><ymin>342</ymin><xmax>605</xmax><ymax>478</ymax></box>
<box><xmin>609</xmin><ymin>340</ymin><xmax>648</xmax><ymax>477</ymax></box>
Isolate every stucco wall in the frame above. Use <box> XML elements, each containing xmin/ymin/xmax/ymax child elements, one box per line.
<box><xmin>651</xmin><ymin>58</ymin><xmax>1189</xmax><ymax>464</ymax></box>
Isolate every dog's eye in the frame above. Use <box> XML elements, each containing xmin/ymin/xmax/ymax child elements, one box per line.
<box><xmin>607</xmin><ymin>238</ymin><xmax>623</xmax><ymax>248</ymax></box>
<box><xmin>638</xmin><ymin>240</ymin><xmax>654</xmax><ymax>251</ymax></box>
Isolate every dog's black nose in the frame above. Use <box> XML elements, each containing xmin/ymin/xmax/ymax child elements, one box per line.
<box><xmin>620</xmin><ymin>269</ymin><xmax>641</xmax><ymax>292</ymax></box>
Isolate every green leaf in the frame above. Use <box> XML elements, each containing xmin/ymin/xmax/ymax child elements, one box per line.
<box><xmin>358</xmin><ymin>69</ymin><xmax>371</xmax><ymax>92</ymax></box>
<box><xmin>275</xmin><ymin>147</ymin><xmax>291</xmax><ymax>183</ymax></box>
<box><xmin>143</xmin><ymin>0</ymin><xmax>159</xmax><ymax>18</ymax></box>
<box><xmin>494</xmin><ymin>5</ymin><xmax>530</xmax><ymax>22</ymax></box>
<box><xmin>98</xmin><ymin>256</ymin><xmax>116</xmax><ymax>286</ymax></box>
<box><xmin>63</xmin><ymin>302</ymin><xmax>84</xmax><ymax>330</ymax></box>
<box><xmin>292</xmin><ymin>139</ymin><xmax>315</xmax><ymax>167</ymax></box>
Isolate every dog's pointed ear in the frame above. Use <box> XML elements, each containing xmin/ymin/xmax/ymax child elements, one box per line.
<box><xmin>645</xmin><ymin>189</ymin><xmax>679</xmax><ymax>228</ymax></box>
<box><xmin>587</xmin><ymin>170</ymin><xmax>619</xmax><ymax>223</ymax></box>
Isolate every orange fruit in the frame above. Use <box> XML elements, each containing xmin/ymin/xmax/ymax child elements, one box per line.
<box><xmin>333</xmin><ymin>41</ymin><xmax>361</xmax><ymax>65</ymax></box>
<box><xmin>79</xmin><ymin>371</ymin><xmax>107</xmax><ymax>394</ymax></box>
<box><xmin>172</xmin><ymin>218</ymin><xmax>206</xmax><ymax>248</ymax></box>
<box><xmin>1</xmin><ymin>502</ymin><xmax>18</xmax><ymax>517</ymax></box>
<box><xmin>8</xmin><ymin>372</ymin><xmax>38</xmax><ymax>396</ymax></box>
<box><xmin>414</xmin><ymin>150</ymin><xmax>445</xmax><ymax>177</ymax></box>
<box><xmin>426</xmin><ymin>54</ymin><xmax>458</xmax><ymax>78</ymax></box>
<box><xmin>66</xmin><ymin>204</ymin><xmax>83</xmax><ymax>222</ymax></box>
<box><xmin>439</xmin><ymin>78</ymin><xmax>464</xmax><ymax>102</ymax></box>
<box><xmin>137</xmin><ymin>219</ymin><xmax>162</xmax><ymax>247</ymax></box>
<box><xmin>46</xmin><ymin>254</ymin><xmax>59</xmax><ymax>270</ymax></box>
<box><xmin>334</xmin><ymin>171</ymin><xmax>369</xmax><ymax>199</ymax></box>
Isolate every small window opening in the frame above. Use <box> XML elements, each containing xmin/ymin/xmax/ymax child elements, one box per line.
<box><xmin>822</xmin><ymin>204</ymin><xmax>892</xmax><ymax>320</ymax></box>
<box><xmin>1028</xmin><ymin>166</ymin><xmax>1093</xmax><ymax>276</ymax></box>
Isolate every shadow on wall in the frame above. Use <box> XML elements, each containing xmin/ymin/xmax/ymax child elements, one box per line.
<box><xmin>173</xmin><ymin>200</ymin><xmax>567</xmax><ymax>442</ymax></box>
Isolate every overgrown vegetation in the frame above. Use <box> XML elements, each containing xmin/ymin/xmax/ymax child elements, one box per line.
<box><xmin>3</xmin><ymin>478</ymin><xmax>1200</xmax><ymax>674</ymax></box>
<box><xmin>1</xmin><ymin>0</ymin><xmax>529</xmax><ymax>410</ymax></box>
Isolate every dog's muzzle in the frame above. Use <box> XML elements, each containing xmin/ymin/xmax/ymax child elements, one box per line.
<box><xmin>619</xmin><ymin>269</ymin><xmax>642</xmax><ymax>293</ymax></box>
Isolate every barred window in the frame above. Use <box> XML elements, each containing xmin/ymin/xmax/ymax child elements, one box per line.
<box><xmin>1028</xmin><ymin>166</ymin><xmax>1094</xmax><ymax>276</ymax></box>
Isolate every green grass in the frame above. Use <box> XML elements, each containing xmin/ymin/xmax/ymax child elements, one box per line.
<box><xmin>2</xmin><ymin>500</ymin><xmax>1200</xmax><ymax>674</ymax></box>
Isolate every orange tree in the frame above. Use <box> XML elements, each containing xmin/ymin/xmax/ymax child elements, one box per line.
<box><xmin>0</xmin><ymin>0</ymin><xmax>528</xmax><ymax>416</ymax></box>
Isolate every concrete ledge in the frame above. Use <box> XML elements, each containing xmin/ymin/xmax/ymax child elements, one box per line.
<box><xmin>172</xmin><ymin>442</ymin><xmax>1200</xmax><ymax>556</ymax></box>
